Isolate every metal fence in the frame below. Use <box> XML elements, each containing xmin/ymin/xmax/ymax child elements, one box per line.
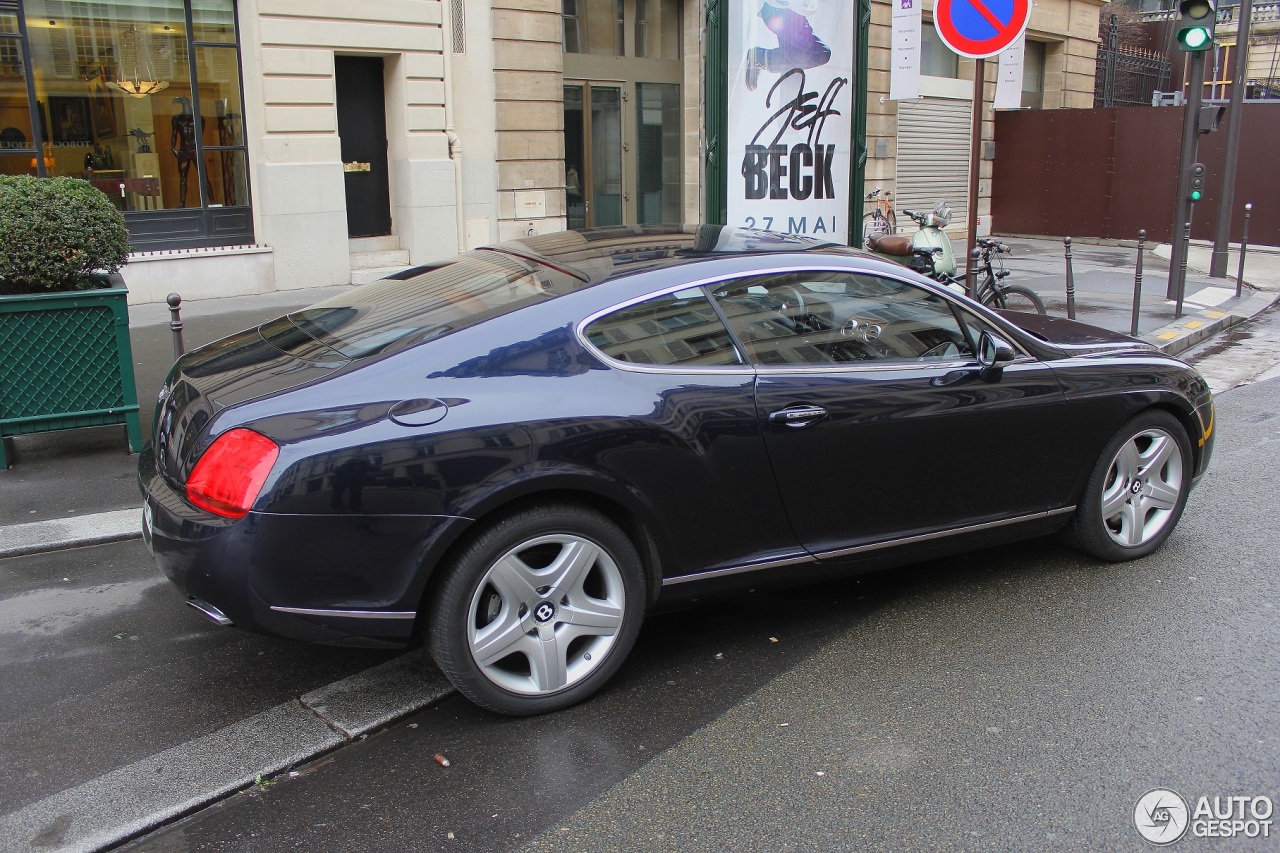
<box><xmin>1095</xmin><ymin>15</ymin><xmax>1172</xmax><ymax>108</ymax></box>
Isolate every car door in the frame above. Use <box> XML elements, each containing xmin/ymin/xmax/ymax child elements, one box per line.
<box><xmin>708</xmin><ymin>268</ymin><xmax>1071</xmax><ymax>558</ymax></box>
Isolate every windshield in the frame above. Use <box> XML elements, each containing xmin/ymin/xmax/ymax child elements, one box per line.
<box><xmin>286</xmin><ymin>251</ymin><xmax>585</xmax><ymax>359</ymax></box>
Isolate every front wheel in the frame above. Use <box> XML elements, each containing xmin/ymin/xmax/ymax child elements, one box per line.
<box><xmin>427</xmin><ymin>504</ymin><xmax>645</xmax><ymax>715</ymax></box>
<box><xmin>986</xmin><ymin>283</ymin><xmax>1047</xmax><ymax>315</ymax></box>
<box><xmin>1062</xmin><ymin>410</ymin><xmax>1193</xmax><ymax>562</ymax></box>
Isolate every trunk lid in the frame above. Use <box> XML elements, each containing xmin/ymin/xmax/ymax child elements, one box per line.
<box><xmin>153</xmin><ymin>316</ymin><xmax>347</xmax><ymax>483</ymax></box>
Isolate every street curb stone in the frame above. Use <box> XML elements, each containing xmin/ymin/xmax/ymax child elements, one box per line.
<box><xmin>0</xmin><ymin>509</ymin><xmax>140</xmax><ymax>559</ymax></box>
<box><xmin>0</xmin><ymin>651</ymin><xmax>453</xmax><ymax>853</ymax></box>
<box><xmin>1144</xmin><ymin>290</ymin><xmax>1280</xmax><ymax>356</ymax></box>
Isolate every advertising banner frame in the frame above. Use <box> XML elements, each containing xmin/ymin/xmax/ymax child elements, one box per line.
<box><xmin>719</xmin><ymin>0</ymin><xmax>859</xmax><ymax>244</ymax></box>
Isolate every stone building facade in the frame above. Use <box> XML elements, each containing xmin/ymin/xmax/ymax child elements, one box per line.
<box><xmin>0</xmin><ymin>0</ymin><xmax>1103</xmax><ymax>302</ymax></box>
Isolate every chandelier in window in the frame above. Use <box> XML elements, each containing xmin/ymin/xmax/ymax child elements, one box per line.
<box><xmin>107</xmin><ymin>26</ymin><xmax>169</xmax><ymax>98</ymax></box>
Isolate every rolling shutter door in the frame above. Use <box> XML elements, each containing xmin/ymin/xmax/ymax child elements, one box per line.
<box><xmin>895</xmin><ymin>99</ymin><xmax>971</xmax><ymax>238</ymax></box>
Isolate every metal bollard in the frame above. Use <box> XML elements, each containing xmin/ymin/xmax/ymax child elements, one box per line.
<box><xmin>1064</xmin><ymin>236</ymin><xmax>1076</xmax><ymax>320</ymax></box>
<box><xmin>1131</xmin><ymin>229</ymin><xmax>1146</xmax><ymax>337</ymax></box>
<box><xmin>968</xmin><ymin>247</ymin><xmax>983</xmax><ymax>302</ymax></box>
<box><xmin>167</xmin><ymin>292</ymin><xmax>185</xmax><ymax>360</ymax></box>
<box><xmin>1175</xmin><ymin>221</ymin><xmax>1191</xmax><ymax>319</ymax></box>
<box><xmin>1236</xmin><ymin>202</ymin><xmax>1252</xmax><ymax>298</ymax></box>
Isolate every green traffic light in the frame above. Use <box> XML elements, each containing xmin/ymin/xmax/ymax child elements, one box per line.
<box><xmin>1190</xmin><ymin>190</ymin><xmax>1203</xmax><ymax>201</ymax></box>
<box><xmin>1179</xmin><ymin>26</ymin><xmax>1212</xmax><ymax>50</ymax></box>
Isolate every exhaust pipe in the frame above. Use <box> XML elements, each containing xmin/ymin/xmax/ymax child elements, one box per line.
<box><xmin>187</xmin><ymin>597</ymin><xmax>234</xmax><ymax>626</ymax></box>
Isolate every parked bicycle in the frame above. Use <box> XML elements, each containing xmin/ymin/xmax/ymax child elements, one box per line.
<box><xmin>861</xmin><ymin>187</ymin><xmax>896</xmax><ymax>248</ymax></box>
<box><xmin>970</xmin><ymin>238</ymin><xmax>1046</xmax><ymax>314</ymax></box>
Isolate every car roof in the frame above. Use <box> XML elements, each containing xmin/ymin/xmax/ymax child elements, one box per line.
<box><xmin>481</xmin><ymin>225</ymin><xmax>852</xmax><ymax>286</ymax></box>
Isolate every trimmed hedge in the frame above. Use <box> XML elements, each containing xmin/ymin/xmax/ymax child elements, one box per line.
<box><xmin>0</xmin><ymin>175</ymin><xmax>131</xmax><ymax>294</ymax></box>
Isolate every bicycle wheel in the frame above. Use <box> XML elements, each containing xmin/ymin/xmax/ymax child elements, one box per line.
<box><xmin>992</xmin><ymin>284</ymin><xmax>1047</xmax><ymax>315</ymax></box>
<box><xmin>861</xmin><ymin>212</ymin><xmax>889</xmax><ymax>248</ymax></box>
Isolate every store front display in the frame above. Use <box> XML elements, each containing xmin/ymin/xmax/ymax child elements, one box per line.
<box><xmin>0</xmin><ymin>0</ymin><xmax>251</xmax><ymax>249</ymax></box>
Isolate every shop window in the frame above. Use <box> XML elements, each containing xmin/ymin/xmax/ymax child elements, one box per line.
<box><xmin>1022</xmin><ymin>40</ymin><xmax>1046</xmax><ymax>109</ymax></box>
<box><xmin>921</xmin><ymin>25</ymin><xmax>959</xmax><ymax>79</ymax></box>
<box><xmin>4</xmin><ymin>0</ymin><xmax>251</xmax><ymax>249</ymax></box>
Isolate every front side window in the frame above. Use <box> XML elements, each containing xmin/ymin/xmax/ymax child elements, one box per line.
<box><xmin>584</xmin><ymin>288</ymin><xmax>742</xmax><ymax>367</ymax></box>
<box><xmin>710</xmin><ymin>272</ymin><xmax>972</xmax><ymax>366</ymax></box>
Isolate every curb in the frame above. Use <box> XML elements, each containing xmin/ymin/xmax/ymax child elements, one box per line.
<box><xmin>0</xmin><ymin>508</ymin><xmax>141</xmax><ymax>559</ymax></box>
<box><xmin>0</xmin><ymin>651</ymin><xmax>454</xmax><ymax>853</ymax></box>
<box><xmin>1141</xmin><ymin>290</ymin><xmax>1280</xmax><ymax>356</ymax></box>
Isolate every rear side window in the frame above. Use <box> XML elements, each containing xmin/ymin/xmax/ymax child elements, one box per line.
<box><xmin>583</xmin><ymin>289</ymin><xmax>743</xmax><ymax>367</ymax></box>
<box><xmin>286</xmin><ymin>251</ymin><xmax>584</xmax><ymax>359</ymax></box>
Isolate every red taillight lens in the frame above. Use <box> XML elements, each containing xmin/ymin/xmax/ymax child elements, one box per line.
<box><xmin>186</xmin><ymin>428</ymin><xmax>280</xmax><ymax>518</ymax></box>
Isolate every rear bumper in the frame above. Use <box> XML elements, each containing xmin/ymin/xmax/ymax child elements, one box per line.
<box><xmin>138</xmin><ymin>447</ymin><xmax>465</xmax><ymax>647</ymax></box>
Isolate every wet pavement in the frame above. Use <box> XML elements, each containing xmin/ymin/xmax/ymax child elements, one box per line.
<box><xmin>1</xmin><ymin>240</ymin><xmax>1279</xmax><ymax>852</ymax></box>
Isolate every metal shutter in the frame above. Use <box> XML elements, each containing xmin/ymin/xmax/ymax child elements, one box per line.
<box><xmin>895</xmin><ymin>99</ymin><xmax>971</xmax><ymax>238</ymax></box>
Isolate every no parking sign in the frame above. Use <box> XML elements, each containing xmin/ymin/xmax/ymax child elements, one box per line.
<box><xmin>934</xmin><ymin>0</ymin><xmax>1030</xmax><ymax>59</ymax></box>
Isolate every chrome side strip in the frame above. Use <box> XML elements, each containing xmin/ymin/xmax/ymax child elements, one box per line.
<box><xmin>269</xmin><ymin>606</ymin><xmax>417</xmax><ymax>620</ymax></box>
<box><xmin>661</xmin><ymin>507</ymin><xmax>1076</xmax><ymax>587</ymax></box>
<box><xmin>661</xmin><ymin>552</ymin><xmax>817</xmax><ymax>586</ymax></box>
<box><xmin>816</xmin><ymin>507</ymin><xmax>1076</xmax><ymax>560</ymax></box>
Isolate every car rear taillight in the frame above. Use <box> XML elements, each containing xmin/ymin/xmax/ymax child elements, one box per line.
<box><xmin>186</xmin><ymin>429</ymin><xmax>280</xmax><ymax>518</ymax></box>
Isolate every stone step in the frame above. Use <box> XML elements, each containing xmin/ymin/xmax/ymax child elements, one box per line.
<box><xmin>349</xmin><ymin>235</ymin><xmax>400</xmax><ymax>254</ymax></box>
<box><xmin>350</xmin><ymin>248</ymin><xmax>410</xmax><ymax>270</ymax></box>
<box><xmin>350</xmin><ymin>265</ymin><xmax>412</xmax><ymax>286</ymax></box>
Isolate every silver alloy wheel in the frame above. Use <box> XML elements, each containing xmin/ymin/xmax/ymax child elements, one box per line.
<box><xmin>1099</xmin><ymin>426</ymin><xmax>1185</xmax><ymax>548</ymax></box>
<box><xmin>466</xmin><ymin>534</ymin><xmax>625</xmax><ymax>696</ymax></box>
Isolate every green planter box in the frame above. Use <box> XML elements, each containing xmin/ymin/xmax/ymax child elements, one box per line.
<box><xmin>0</xmin><ymin>274</ymin><xmax>142</xmax><ymax>468</ymax></box>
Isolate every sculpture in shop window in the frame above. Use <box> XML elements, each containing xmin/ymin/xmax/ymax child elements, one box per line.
<box><xmin>171</xmin><ymin>96</ymin><xmax>213</xmax><ymax>207</ymax></box>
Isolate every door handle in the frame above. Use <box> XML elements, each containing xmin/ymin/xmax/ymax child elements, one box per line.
<box><xmin>768</xmin><ymin>405</ymin><xmax>828</xmax><ymax>427</ymax></box>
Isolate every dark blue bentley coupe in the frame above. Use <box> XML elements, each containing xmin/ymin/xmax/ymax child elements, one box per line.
<box><xmin>140</xmin><ymin>225</ymin><xmax>1214</xmax><ymax>714</ymax></box>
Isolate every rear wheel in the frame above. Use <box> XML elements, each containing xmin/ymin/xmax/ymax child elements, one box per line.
<box><xmin>1063</xmin><ymin>410</ymin><xmax>1192</xmax><ymax>562</ymax></box>
<box><xmin>428</xmin><ymin>504</ymin><xmax>644</xmax><ymax>715</ymax></box>
<box><xmin>861</xmin><ymin>211</ymin><xmax>890</xmax><ymax>249</ymax></box>
<box><xmin>989</xmin><ymin>283</ymin><xmax>1047</xmax><ymax>315</ymax></box>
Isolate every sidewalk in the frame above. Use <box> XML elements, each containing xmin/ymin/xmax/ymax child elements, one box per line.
<box><xmin>1</xmin><ymin>241</ymin><xmax>1278</xmax><ymax>557</ymax></box>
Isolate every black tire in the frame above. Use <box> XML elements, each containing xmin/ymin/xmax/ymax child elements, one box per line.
<box><xmin>990</xmin><ymin>284</ymin><xmax>1047</xmax><ymax>315</ymax></box>
<box><xmin>1062</xmin><ymin>410</ymin><xmax>1193</xmax><ymax>562</ymax></box>
<box><xmin>427</xmin><ymin>503</ymin><xmax>645</xmax><ymax>715</ymax></box>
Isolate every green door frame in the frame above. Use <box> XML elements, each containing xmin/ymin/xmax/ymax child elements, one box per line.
<box><xmin>703</xmin><ymin>0</ymin><xmax>870</xmax><ymax>244</ymax></box>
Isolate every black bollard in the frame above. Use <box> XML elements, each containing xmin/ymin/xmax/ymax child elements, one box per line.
<box><xmin>969</xmin><ymin>247</ymin><xmax>983</xmax><ymax>302</ymax></box>
<box><xmin>1175</xmin><ymin>222</ymin><xmax>1191</xmax><ymax>319</ymax></box>
<box><xmin>1236</xmin><ymin>202</ymin><xmax>1252</xmax><ymax>298</ymax></box>
<box><xmin>1064</xmin><ymin>236</ymin><xmax>1076</xmax><ymax>320</ymax></box>
<box><xmin>1131</xmin><ymin>229</ymin><xmax>1146</xmax><ymax>337</ymax></box>
<box><xmin>167</xmin><ymin>292</ymin><xmax>185</xmax><ymax>360</ymax></box>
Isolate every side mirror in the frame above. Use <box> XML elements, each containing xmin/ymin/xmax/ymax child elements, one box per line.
<box><xmin>977</xmin><ymin>331</ymin><xmax>1017</xmax><ymax>381</ymax></box>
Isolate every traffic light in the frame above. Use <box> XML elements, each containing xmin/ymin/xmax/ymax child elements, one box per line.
<box><xmin>1176</xmin><ymin>0</ymin><xmax>1216</xmax><ymax>51</ymax></box>
<box><xmin>1189</xmin><ymin>162</ymin><xmax>1206</xmax><ymax>201</ymax></box>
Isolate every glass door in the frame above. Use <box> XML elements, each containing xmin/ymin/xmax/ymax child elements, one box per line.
<box><xmin>563</xmin><ymin>0</ymin><xmax>683</xmax><ymax>228</ymax></box>
<box><xmin>564</xmin><ymin>82</ymin><xmax>624</xmax><ymax>229</ymax></box>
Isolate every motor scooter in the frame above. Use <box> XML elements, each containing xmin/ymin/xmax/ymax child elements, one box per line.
<box><xmin>865</xmin><ymin>201</ymin><xmax>959</xmax><ymax>284</ymax></box>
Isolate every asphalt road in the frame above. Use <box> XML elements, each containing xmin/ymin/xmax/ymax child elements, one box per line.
<box><xmin>114</xmin><ymin>341</ymin><xmax>1280</xmax><ymax>851</ymax></box>
<box><xmin>3</xmin><ymin>307</ymin><xmax>1277</xmax><ymax>853</ymax></box>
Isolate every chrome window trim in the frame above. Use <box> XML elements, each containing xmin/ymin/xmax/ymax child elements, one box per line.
<box><xmin>270</xmin><ymin>606</ymin><xmax>417</xmax><ymax>620</ymax></box>
<box><xmin>576</xmin><ymin>263</ymin><xmax>1038</xmax><ymax>375</ymax></box>
<box><xmin>661</xmin><ymin>506</ymin><xmax>1075</xmax><ymax>587</ymax></box>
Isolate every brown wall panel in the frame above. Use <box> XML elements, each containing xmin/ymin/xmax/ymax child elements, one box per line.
<box><xmin>993</xmin><ymin>103</ymin><xmax>1279</xmax><ymax>246</ymax></box>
